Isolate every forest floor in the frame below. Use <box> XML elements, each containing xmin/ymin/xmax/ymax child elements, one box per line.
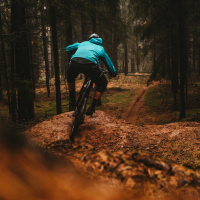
<box><xmin>22</xmin><ymin>76</ymin><xmax>200</xmax><ymax>199</ymax></box>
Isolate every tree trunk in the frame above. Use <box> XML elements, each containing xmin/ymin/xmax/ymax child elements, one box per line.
<box><xmin>50</xmin><ymin>5</ymin><xmax>62</xmax><ymax>114</ymax></box>
<box><xmin>131</xmin><ymin>58</ymin><xmax>135</xmax><ymax>73</ymax></box>
<box><xmin>160</xmin><ymin>53</ymin><xmax>166</xmax><ymax>77</ymax></box>
<box><xmin>10</xmin><ymin>44</ymin><xmax>16</xmax><ymax>122</ymax></box>
<box><xmin>0</xmin><ymin>9</ymin><xmax>11</xmax><ymax>113</ymax></box>
<box><xmin>188</xmin><ymin>49</ymin><xmax>192</xmax><ymax>78</ymax></box>
<box><xmin>152</xmin><ymin>31</ymin><xmax>156</xmax><ymax>79</ymax></box>
<box><xmin>199</xmin><ymin>46</ymin><xmax>200</xmax><ymax>75</ymax></box>
<box><xmin>193</xmin><ymin>33</ymin><xmax>196</xmax><ymax>71</ymax></box>
<box><xmin>0</xmin><ymin>59</ymin><xmax>2</xmax><ymax>100</ymax></box>
<box><xmin>41</xmin><ymin>7</ymin><xmax>50</xmax><ymax>97</ymax></box>
<box><xmin>80</xmin><ymin>6</ymin><xmax>88</xmax><ymax>80</ymax></box>
<box><xmin>25</xmin><ymin>0</ymin><xmax>35</xmax><ymax>98</ymax></box>
<box><xmin>185</xmin><ymin>29</ymin><xmax>189</xmax><ymax>102</ymax></box>
<box><xmin>81</xmin><ymin>10</ymin><xmax>88</xmax><ymax>41</ymax></box>
<box><xmin>171</xmin><ymin>24</ymin><xmax>179</xmax><ymax>110</ymax></box>
<box><xmin>124</xmin><ymin>39</ymin><xmax>128</xmax><ymax>76</ymax></box>
<box><xmin>136</xmin><ymin>18</ymin><xmax>139</xmax><ymax>72</ymax></box>
<box><xmin>13</xmin><ymin>0</ymin><xmax>34</xmax><ymax>122</ymax></box>
<box><xmin>65</xmin><ymin>1</ymin><xmax>75</xmax><ymax>100</ymax></box>
<box><xmin>50</xmin><ymin>39</ymin><xmax>55</xmax><ymax>79</ymax></box>
<box><xmin>178</xmin><ymin>0</ymin><xmax>186</xmax><ymax>119</ymax></box>
<box><xmin>167</xmin><ymin>38</ymin><xmax>171</xmax><ymax>79</ymax></box>
<box><xmin>11</xmin><ymin>1</ymin><xmax>17</xmax><ymax>123</ymax></box>
<box><xmin>66</xmin><ymin>1</ymin><xmax>73</xmax><ymax>78</ymax></box>
<box><xmin>92</xmin><ymin>0</ymin><xmax>96</xmax><ymax>33</ymax></box>
<box><xmin>60</xmin><ymin>41</ymin><xmax>66</xmax><ymax>80</ymax></box>
<box><xmin>113</xmin><ymin>33</ymin><xmax>118</xmax><ymax>74</ymax></box>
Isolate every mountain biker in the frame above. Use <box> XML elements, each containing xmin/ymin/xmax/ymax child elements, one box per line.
<box><xmin>66</xmin><ymin>33</ymin><xmax>116</xmax><ymax>116</ymax></box>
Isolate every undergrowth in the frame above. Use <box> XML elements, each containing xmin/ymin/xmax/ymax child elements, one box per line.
<box><xmin>144</xmin><ymin>81</ymin><xmax>200</xmax><ymax>124</ymax></box>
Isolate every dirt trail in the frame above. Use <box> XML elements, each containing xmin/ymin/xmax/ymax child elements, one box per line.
<box><xmin>123</xmin><ymin>86</ymin><xmax>147</xmax><ymax>123</ymax></box>
<box><xmin>23</xmin><ymin>84</ymin><xmax>200</xmax><ymax>197</ymax></box>
<box><xmin>123</xmin><ymin>82</ymin><xmax>158</xmax><ymax>124</ymax></box>
<box><xmin>24</xmin><ymin>110</ymin><xmax>200</xmax><ymax>195</ymax></box>
<box><xmin>25</xmin><ymin>110</ymin><xmax>200</xmax><ymax>163</ymax></box>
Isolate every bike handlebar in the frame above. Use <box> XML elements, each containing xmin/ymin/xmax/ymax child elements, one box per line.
<box><xmin>99</xmin><ymin>67</ymin><xmax>112</xmax><ymax>76</ymax></box>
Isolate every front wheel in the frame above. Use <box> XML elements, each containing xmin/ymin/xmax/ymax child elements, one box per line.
<box><xmin>70</xmin><ymin>97</ymin><xmax>87</xmax><ymax>142</ymax></box>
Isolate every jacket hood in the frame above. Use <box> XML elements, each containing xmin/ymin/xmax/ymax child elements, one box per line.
<box><xmin>89</xmin><ymin>37</ymin><xmax>103</xmax><ymax>46</ymax></box>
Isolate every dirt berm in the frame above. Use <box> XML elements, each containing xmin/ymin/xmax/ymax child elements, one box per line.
<box><xmin>24</xmin><ymin>111</ymin><xmax>200</xmax><ymax>198</ymax></box>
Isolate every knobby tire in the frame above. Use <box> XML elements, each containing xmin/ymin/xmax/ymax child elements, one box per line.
<box><xmin>70</xmin><ymin>97</ymin><xmax>87</xmax><ymax>142</ymax></box>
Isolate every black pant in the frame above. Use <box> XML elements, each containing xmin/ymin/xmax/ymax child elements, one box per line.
<box><xmin>67</xmin><ymin>59</ymin><xmax>108</xmax><ymax>93</ymax></box>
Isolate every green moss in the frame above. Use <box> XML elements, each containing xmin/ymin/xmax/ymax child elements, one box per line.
<box><xmin>96</xmin><ymin>90</ymin><xmax>136</xmax><ymax>115</ymax></box>
<box><xmin>144</xmin><ymin>85</ymin><xmax>174</xmax><ymax>111</ymax></box>
<box><xmin>143</xmin><ymin>84</ymin><xmax>200</xmax><ymax>124</ymax></box>
<box><xmin>34</xmin><ymin>98</ymin><xmax>70</xmax><ymax>121</ymax></box>
<box><xmin>102</xmin><ymin>90</ymin><xmax>136</xmax><ymax>105</ymax></box>
<box><xmin>183</xmin><ymin>108</ymin><xmax>200</xmax><ymax>122</ymax></box>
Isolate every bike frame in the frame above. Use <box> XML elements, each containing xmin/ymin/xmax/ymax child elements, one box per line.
<box><xmin>70</xmin><ymin>67</ymin><xmax>110</xmax><ymax>142</ymax></box>
<box><xmin>73</xmin><ymin>77</ymin><xmax>93</xmax><ymax>116</ymax></box>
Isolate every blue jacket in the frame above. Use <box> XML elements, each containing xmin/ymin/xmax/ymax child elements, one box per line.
<box><xmin>66</xmin><ymin>38</ymin><xmax>116</xmax><ymax>77</ymax></box>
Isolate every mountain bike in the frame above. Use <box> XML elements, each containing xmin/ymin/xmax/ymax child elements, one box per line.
<box><xmin>69</xmin><ymin>67</ymin><xmax>110</xmax><ymax>142</ymax></box>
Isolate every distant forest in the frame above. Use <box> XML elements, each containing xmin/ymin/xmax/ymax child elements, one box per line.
<box><xmin>0</xmin><ymin>0</ymin><xmax>200</xmax><ymax>122</ymax></box>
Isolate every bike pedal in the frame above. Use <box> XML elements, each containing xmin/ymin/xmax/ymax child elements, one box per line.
<box><xmin>86</xmin><ymin>106</ymin><xmax>95</xmax><ymax>116</ymax></box>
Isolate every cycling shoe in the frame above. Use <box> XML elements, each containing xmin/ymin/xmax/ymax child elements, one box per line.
<box><xmin>86</xmin><ymin>106</ymin><xmax>95</xmax><ymax>116</ymax></box>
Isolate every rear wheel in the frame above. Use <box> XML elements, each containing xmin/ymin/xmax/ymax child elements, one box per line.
<box><xmin>70</xmin><ymin>97</ymin><xmax>87</xmax><ymax>142</ymax></box>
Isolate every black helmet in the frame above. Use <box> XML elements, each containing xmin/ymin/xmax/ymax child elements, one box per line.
<box><xmin>89</xmin><ymin>33</ymin><xmax>99</xmax><ymax>40</ymax></box>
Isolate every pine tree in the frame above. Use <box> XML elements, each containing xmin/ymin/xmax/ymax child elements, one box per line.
<box><xmin>50</xmin><ymin>3</ymin><xmax>62</xmax><ymax>114</ymax></box>
<box><xmin>11</xmin><ymin>0</ymin><xmax>34</xmax><ymax>122</ymax></box>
